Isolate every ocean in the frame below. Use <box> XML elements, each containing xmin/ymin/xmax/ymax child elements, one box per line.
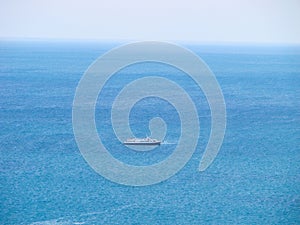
<box><xmin>0</xmin><ymin>40</ymin><xmax>299</xmax><ymax>224</ymax></box>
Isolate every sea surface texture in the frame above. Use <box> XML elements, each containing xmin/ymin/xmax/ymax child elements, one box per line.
<box><xmin>0</xmin><ymin>41</ymin><xmax>299</xmax><ymax>224</ymax></box>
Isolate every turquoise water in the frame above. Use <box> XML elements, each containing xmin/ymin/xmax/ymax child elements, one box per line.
<box><xmin>0</xmin><ymin>41</ymin><xmax>299</xmax><ymax>224</ymax></box>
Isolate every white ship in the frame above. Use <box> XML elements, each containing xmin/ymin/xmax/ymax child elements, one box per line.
<box><xmin>123</xmin><ymin>137</ymin><xmax>161</xmax><ymax>145</ymax></box>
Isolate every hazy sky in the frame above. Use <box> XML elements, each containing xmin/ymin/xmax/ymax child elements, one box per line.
<box><xmin>1</xmin><ymin>0</ymin><xmax>300</xmax><ymax>43</ymax></box>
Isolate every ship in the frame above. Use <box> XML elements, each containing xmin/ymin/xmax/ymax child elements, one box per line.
<box><xmin>123</xmin><ymin>137</ymin><xmax>161</xmax><ymax>145</ymax></box>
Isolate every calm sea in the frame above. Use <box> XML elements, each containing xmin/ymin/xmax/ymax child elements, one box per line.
<box><xmin>0</xmin><ymin>40</ymin><xmax>299</xmax><ymax>224</ymax></box>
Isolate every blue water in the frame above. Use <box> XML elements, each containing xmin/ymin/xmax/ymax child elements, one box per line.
<box><xmin>1</xmin><ymin>40</ymin><xmax>300</xmax><ymax>224</ymax></box>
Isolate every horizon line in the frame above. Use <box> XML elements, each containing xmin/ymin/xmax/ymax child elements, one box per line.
<box><xmin>1</xmin><ymin>37</ymin><xmax>300</xmax><ymax>46</ymax></box>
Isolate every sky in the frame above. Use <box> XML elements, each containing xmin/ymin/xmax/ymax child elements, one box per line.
<box><xmin>0</xmin><ymin>0</ymin><xmax>300</xmax><ymax>44</ymax></box>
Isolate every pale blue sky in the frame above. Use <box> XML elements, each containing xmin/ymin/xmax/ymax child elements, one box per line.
<box><xmin>1</xmin><ymin>0</ymin><xmax>300</xmax><ymax>43</ymax></box>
